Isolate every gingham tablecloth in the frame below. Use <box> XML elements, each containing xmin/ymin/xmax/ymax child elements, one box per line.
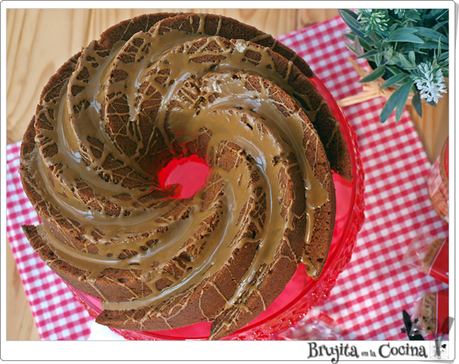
<box><xmin>6</xmin><ymin>15</ymin><xmax>448</xmax><ymax>341</ymax></box>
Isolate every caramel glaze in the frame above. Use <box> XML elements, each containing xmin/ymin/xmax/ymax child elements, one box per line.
<box><xmin>20</xmin><ymin>13</ymin><xmax>336</xmax><ymax>340</ymax></box>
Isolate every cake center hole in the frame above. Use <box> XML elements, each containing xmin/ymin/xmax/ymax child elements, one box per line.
<box><xmin>158</xmin><ymin>155</ymin><xmax>210</xmax><ymax>199</ymax></box>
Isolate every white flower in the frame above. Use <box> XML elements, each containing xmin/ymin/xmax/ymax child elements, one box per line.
<box><xmin>412</xmin><ymin>62</ymin><xmax>447</xmax><ymax>104</ymax></box>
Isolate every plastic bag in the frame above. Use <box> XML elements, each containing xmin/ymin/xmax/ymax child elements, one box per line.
<box><xmin>411</xmin><ymin>290</ymin><xmax>450</xmax><ymax>337</ymax></box>
<box><xmin>403</xmin><ymin>232</ymin><xmax>448</xmax><ymax>284</ymax></box>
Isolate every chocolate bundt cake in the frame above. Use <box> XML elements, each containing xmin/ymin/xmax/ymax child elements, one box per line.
<box><xmin>20</xmin><ymin>13</ymin><xmax>352</xmax><ymax>340</ymax></box>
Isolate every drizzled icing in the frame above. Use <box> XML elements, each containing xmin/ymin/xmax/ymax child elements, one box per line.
<box><xmin>20</xmin><ymin>13</ymin><xmax>334</xmax><ymax>337</ymax></box>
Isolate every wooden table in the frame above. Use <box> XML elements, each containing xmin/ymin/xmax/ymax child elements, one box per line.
<box><xmin>6</xmin><ymin>8</ymin><xmax>449</xmax><ymax>340</ymax></box>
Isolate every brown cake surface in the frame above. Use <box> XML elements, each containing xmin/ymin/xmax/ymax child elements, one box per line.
<box><xmin>20</xmin><ymin>13</ymin><xmax>350</xmax><ymax>340</ymax></box>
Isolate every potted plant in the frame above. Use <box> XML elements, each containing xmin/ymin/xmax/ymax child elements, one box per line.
<box><xmin>339</xmin><ymin>9</ymin><xmax>449</xmax><ymax>123</ymax></box>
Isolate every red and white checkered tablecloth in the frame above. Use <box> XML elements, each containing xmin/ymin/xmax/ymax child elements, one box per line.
<box><xmin>6</xmin><ymin>15</ymin><xmax>448</xmax><ymax>341</ymax></box>
<box><xmin>6</xmin><ymin>142</ymin><xmax>93</xmax><ymax>340</ymax></box>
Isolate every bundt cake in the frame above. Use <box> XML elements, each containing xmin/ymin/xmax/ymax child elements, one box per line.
<box><xmin>20</xmin><ymin>13</ymin><xmax>352</xmax><ymax>340</ymax></box>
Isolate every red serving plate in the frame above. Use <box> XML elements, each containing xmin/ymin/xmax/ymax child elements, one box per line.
<box><xmin>66</xmin><ymin>74</ymin><xmax>365</xmax><ymax>340</ymax></box>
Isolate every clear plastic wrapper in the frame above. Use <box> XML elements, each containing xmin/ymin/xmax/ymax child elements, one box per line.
<box><xmin>411</xmin><ymin>290</ymin><xmax>450</xmax><ymax>337</ymax></box>
<box><xmin>403</xmin><ymin>231</ymin><xmax>448</xmax><ymax>284</ymax></box>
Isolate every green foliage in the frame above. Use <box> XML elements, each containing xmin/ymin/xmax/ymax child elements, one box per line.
<box><xmin>339</xmin><ymin>9</ymin><xmax>449</xmax><ymax>123</ymax></box>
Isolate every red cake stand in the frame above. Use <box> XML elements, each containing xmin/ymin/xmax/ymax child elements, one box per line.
<box><xmin>67</xmin><ymin>74</ymin><xmax>365</xmax><ymax>341</ymax></box>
